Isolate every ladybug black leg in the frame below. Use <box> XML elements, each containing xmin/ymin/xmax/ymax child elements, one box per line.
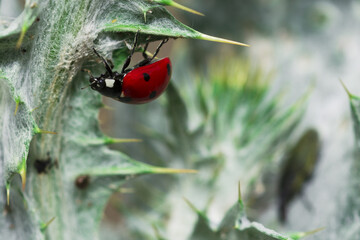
<box><xmin>142</xmin><ymin>42</ymin><xmax>149</xmax><ymax>60</ymax></box>
<box><xmin>137</xmin><ymin>38</ymin><xmax>169</xmax><ymax>67</ymax></box>
<box><xmin>93</xmin><ymin>48</ymin><xmax>114</xmax><ymax>77</ymax></box>
<box><xmin>121</xmin><ymin>31</ymin><xmax>140</xmax><ymax>74</ymax></box>
<box><xmin>106</xmin><ymin>58</ymin><xmax>115</xmax><ymax>70</ymax></box>
<box><xmin>149</xmin><ymin>38</ymin><xmax>169</xmax><ymax>62</ymax></box>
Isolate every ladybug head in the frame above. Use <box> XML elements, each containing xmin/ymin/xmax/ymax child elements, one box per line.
<box><xmin>89</xmin><ymin>77</ymin><xmax>106</xmax><ymax>90</ymax></box>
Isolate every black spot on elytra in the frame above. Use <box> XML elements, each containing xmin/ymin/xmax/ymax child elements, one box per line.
<box><xmin>143</xmin><ymin>73</ymin><xmax>150</xmax><ymax>82</ymax></box>
<box><xmin>167</xmin><ymin>64</ymin><xmax>171</xmax><ymax>76</ymax></box>
<box><xmin>149</xmin><ymin>91</ymin><xmax>157</xmax><ymax>99</ymax></box>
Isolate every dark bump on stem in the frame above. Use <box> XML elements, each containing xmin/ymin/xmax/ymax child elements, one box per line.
<box><xmin>75</xmin><ymin>175</ymin><xmax>90</xmax><ymax>189</ymax></box>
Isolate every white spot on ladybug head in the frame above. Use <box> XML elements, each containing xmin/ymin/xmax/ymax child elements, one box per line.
<box><xmin>120</xmin><ymin>91</ymin><xmax>125</xmax><ymax>98</ymax></box>
<box><xmin>105</xmin><ymin>79</ymin><xmax>115</xmax><ymax>88</ymax></box>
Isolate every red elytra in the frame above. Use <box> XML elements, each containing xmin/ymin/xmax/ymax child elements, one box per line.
<box><xmin>121</xmin><ymin>57</ymin><xmax>172</xmax><ymax>104</ymax></box>
<box><xmin>88</xmin><ymin>33</ymin><xmax>171</xmax><ymax>104</ymax></box>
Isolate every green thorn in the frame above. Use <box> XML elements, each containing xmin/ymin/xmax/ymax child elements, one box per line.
<box><xmin>14</xmin><ymin>96</ymin><xmax>22</xmax><ymax>115</ymax></box>
<box><xmin>6</xmin><ymin>182</ymin><xmax>10</xmax><ymax>206</ymax></box>
<box><xmin>81</xmin><ymin>163</ymin><xmax>197</xmax><ymax>177</ymax></box>
<box><xmin>103</xmin><ymin>136</ymin><xmax>142</xmax><ymax>144</ymax></box>
<box><xmin>105</xmin><ymin>137</ymin><xmax>142</xmax><ymax>144</ymax></box>
<box><xmin>238</xmin><ymin>181</ymin><xmax>242</xmax><ymax>202</ymax></box>
<box><xmin>204</xmin><ymin>195</ymin><xmax>215</xmax><ymax>212</ymax></box>
<box><xmin>144</xmin><ymin>11</ymin><xmax>148</xmax><ymax>23</ymax></box>
<box><xmin>18</xmin><ymin>161</ymin><xmax>27</xmax><ymax>191</ymax></box>
<box><xmin>14</xmin><ymin>101</ymin><xmax>19</xmax><ymax>115</ymax></box>
<box><xmin>339</xmin><ymin>79</ymin><xmax>353</xmax><ymax>98</ymax></box>
<box><xmin>291</xmin><ymin>227</ymin><xmax>325</xmax><ymax>239</ymax></box>
<box><xmin>170</xmin><ymin>1</ymin><xmax>204</xmax><ymax>16</ymax></box>
<box><xmin>183</xmin><ymin>197</ymin><xmax>198</xmax><ymax>213</ymax></box>
<box><xmin>30</xmin><ymin>106</ymin><xmax>40</xmax><ymax>112</ymax></box>
<box><xmin>197</xmin><ymin>33</ymin><xmax>250</xmax><ymax>47</ymax></box>
<box><xmin>14</xmin><ymin>101</ymin><xmax>20</xmax><ymax>115</ymax></box>
<box><xmin>152</xmin><ymin>224</ymin><xmax>160</xmax><ymax>239</ymax></box>
<box><xmin>152</xmin><ymin>224</ymin><xmax>166</xmax><ymax>240</ymax></box>
<box><xmin>40</xmin><ymin>217</ymin><xmax>56</xmax><ymax>232</ymax></box>
<box><xmin>152</xmin><ymin>167</ymin><xmax>197</xmax><ymax>174</ymax></box>
<box><xmin>34</xmin><ymin>126</ymin><xmax>57</xmax><ymax>135</ymax></box>
<box><xmin>153</xmin><ymin>0</ymin><xmax>204</xmax><ymax>16</ymax></box>
<box><xmin>30</xmin><ymin>2</ymin><xmax>38</xmax><ymax>8</ymax></box>
<box><xmin>16</xmin><ymin>27</ymin><xmax>26</xmax><ymax>49</ymax></box>
<box><xmin>184</xmin><ymin>197</ymin><xmax>209</xmax><ymax>220</ymax></box>
<box><xmin>80</xmin><ymin>136</ymin><xmax>142</xmax><ymax>145</ymax></box>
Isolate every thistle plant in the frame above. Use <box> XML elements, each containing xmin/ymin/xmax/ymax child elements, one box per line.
<box><xmin>109</xmin><ymin>51</ymin><xmax>316</xmax><ymax>239</ymax></box>
<box><xmin>337</xmin><ymin>84</ymin><xmax>360</xmax><ymax>239</ymax></box>
<box><xmin>0</xmin><ymin>1</ymin><xmax>248</xmax><ymax>239</ymax></box>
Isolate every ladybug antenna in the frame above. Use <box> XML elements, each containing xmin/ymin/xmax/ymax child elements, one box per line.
<box><xmin>81</xmin><ymin>81</ymin><xmax>96</xmax><ymax>90</ymax></box>
<box><xmin>93</xmin><ymin>48</ymin><xmax>114</xmax><ymax>77</ymax></box>
<box><xmin>81</xmin><ymin>69</ymin><xmax>97</xmax><ymax>90</ymax></box>
<box><xmin>82</xmin><ymin>68</ymin><xmax>94</xmax><ymax>78</ymax></box>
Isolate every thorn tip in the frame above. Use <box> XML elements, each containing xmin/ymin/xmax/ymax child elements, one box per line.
<box><xmin>35</xmin><ymin>127</ymin><xmax>57</xmax><ymax>135</ymax></box>
<box><xmin>6</xmin><ymin>184</ymin><xmax>10</xmax><ymax>206</ymax></box>
<box><xmin>339</xmin><ymin>79</ymin><xmax>352</xmax><ymax>98</ymax></box>
<box><xmin>41</xmin><ymin>217</ymin><xmax>56</xmax><ymax>232</ymax></box>
<box><xmin>198</xmin><ymin>33</ymin><xmax>250</xmax><ymax>47</ymax></box>
<box><xmin>153</xmin><ymin>167</ymin><xmax>198</xmax><ymax>174</ymax></box>
<box><xmin>20</xmin><ymin>169</ymin><xmax>26</xmax><ymax>191</ymax></box>
<box><xmin>170</xmin><ymin>1</ymin><xmax>204</xmax><ymax>16</ymax></box>
<box><xmin>238</xmin><ymin>181</ymin><xmax>242</xmax><ymax>201</ymax></box>
<box><xmin>14</xmin><ymin>101</ymin><xmax>20</xmax><ymax>115</ymax></box>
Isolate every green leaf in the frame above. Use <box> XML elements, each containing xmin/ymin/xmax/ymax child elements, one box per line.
<box><xmin>188</xmin><ymin>184</ymin><xmax>321</xmax><ymax>240</ymax></box>
<box><xmin>340</xmin><ymin>80</ymin><xmax>360</xmax><ymax>237</ymax></box>
<box><xmin>186</xmin><ymin>198</ymin><xmax>218</xmax><ymax>240</ymax></box>
<box><xmin>0</xmin><ymin>0</ymin><xmax>39</xmax><ymax>47</ymax></box>
<box><xmin>101</xmin><ymin>1</ymin><xmax>248</xmax><ymax>46</ymax></box>
<box><xmin>79</xmin><ymin>153</ymin><xmax>197</xmax><ymax>176</ymax></box>
<box><xmin>347</xmin><ymin>93</ymin><xmax>360</xmax><ymax>147</ymax></box>
<box><xmin>0</xmin><ymin>1</ymin><xmax>220</xmax><ymax>239</ymax></box>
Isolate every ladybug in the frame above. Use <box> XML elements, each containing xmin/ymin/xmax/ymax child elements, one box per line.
<box><xmin>86</xmin><ymin>32</ymin><xmax>171</xmax><ymax>104</ymax></box>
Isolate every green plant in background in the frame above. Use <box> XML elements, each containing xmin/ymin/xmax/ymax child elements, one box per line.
<box><xmin>100</xmin><ymin>0</ymin><xmax>360</xmax><ymax>239</ymax></box>
<box><xmin>186</xmin><ymin>184</ymin><xmax>323</xmax><ymax>240</ymax></box>
<box><xmin>109</xmin><ymin>50</ymin><xmax>315</xmax><ymax>239</ymax></box>
<box><xmin>0</xmin><ymin>1</ymin><xmax>249</xmax><ymax>239</ymax></box>
<box><xmin>163</xmin><ymin>54</ymin><xmax>305</xmax><ymax>193</ymax></box>
<box><xmin>338</xmin><ymin>83</ymin><xmax>360</xmax><ymax>239</ymax></box>
<box><xmin>277</xmin><ymin>129</ymin><xmax>320</xmax><ymax>223</ymax></box>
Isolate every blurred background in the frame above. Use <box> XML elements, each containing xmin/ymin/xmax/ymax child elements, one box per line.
<box><xmin>3</xmin><ymin>0</ymin><xmax>360</xmax><ymax>239</ymax></box>
<box><xmin>99</xmin><ymin>0</ymin><xmax>360</xmax><ymax>239</ymax></box>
